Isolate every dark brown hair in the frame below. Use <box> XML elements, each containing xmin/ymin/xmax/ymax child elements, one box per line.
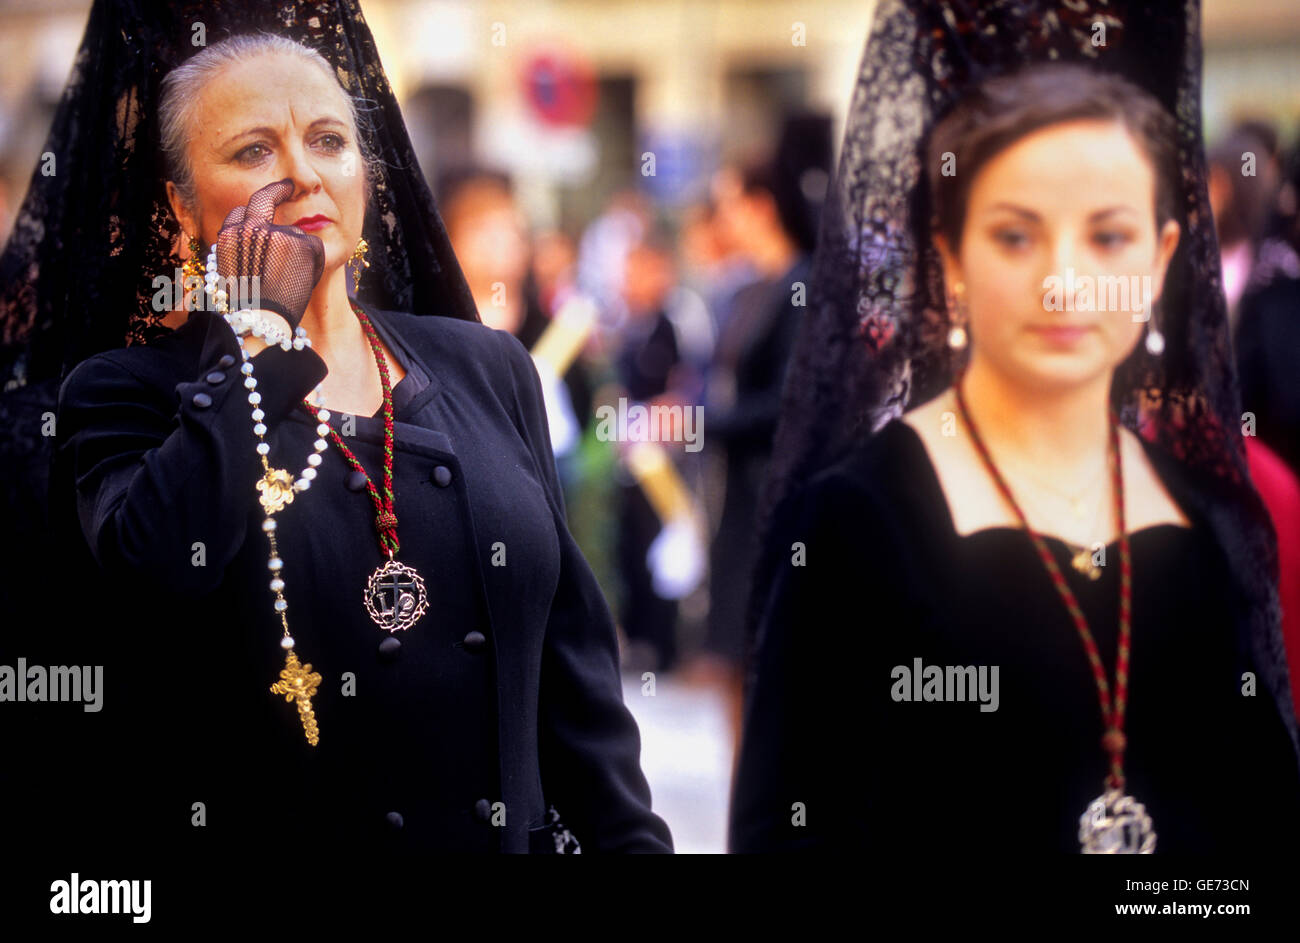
<box><xmin>927</xmin><ymin>61</ymin><xmax>1179</xmax><ymax>255</ymax></box>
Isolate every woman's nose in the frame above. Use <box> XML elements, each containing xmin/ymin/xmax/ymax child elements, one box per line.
<box><xmin>277</xmin><ymin>143</ymin><xmax>323</xmax><ymax>206</ymax></box>
<box><xmin>1051</xmin><ymin>235</ymin><xmax>1077</xmax><ymax>274</ymax></box>
<box><xmin>1045</xmin><ymin>233</ymin><xmax>1084</xmax><ymax>289</ymax></box>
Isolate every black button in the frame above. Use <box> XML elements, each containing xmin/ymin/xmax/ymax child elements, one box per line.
<box><xmin>191</xmin><ymin>392</ymin><xmax>213</xmax><ymax>409</ymax></box>
<box><xmin>345</xmin><ymin>469</ymin><xmax>369</xmax><ymax>491</ymax></box>
<box><xmin>217</xmin><ymin>354</ymin><xmax>237</xmax><ymax>368</ymax></box>
<box><xmin>474</xmin><ymin>799</ymin><xmax>493</xmax><ymax>823</ymax></box>
<box><xmin>205</xmin><ymin>371</ymin><xmax>226</xmax><ymax>385</ymax></box>
<box><xmin>378</xmin><ymin>636</ymin><xmax>401</xmax><ymax>661</ymax></box>
<box><xmin>462</xmin><ymin>630</ymin><xmax>486</xmax><ymax>653</ymax></box>
<box><xmin>432</xmin><ymin>465</ymin><xmax>452</xmax><ymax>487</ymax></box>
<box><xmin>385</xmin><ymin>811</ymin><xmax>404</xmax><ymax>830</ymax></box>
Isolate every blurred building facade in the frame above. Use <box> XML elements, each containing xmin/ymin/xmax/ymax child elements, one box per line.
<box><xmin>3</xmin><ymin>0</ymin><xmax>1291</xmax><ymax>247</ymax></box>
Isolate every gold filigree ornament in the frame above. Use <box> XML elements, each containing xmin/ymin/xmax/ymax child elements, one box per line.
<box><xmin>257</xmin><ymin>467</ymin><xmax>298</xmax><ymax>515</ymax></box>
<box><xmin>270</xmin><ymin>651</ymin><xmax>322</xmax><ymax>746</ymax></box>
<box><xmin>348</xmin><ymin>237</ymin><xmax>370</xmax><ymax>289</ymax></box>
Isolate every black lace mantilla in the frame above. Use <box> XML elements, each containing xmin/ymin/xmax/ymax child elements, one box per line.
<box><xmin>748</xmin><ymin>0</ymin><xmax>1298</xmax><ymax>768</ymax></box>
<box><xmin>0</xmin><ymin>0</ymin><xmax>479</xmax><ymax>596</ymax></box>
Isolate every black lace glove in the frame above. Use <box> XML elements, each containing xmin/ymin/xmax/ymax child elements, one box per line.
<box><xmin>215</xmin><ymin>177</ymin><xmax>325</xmax><ymax>330</ymax></box>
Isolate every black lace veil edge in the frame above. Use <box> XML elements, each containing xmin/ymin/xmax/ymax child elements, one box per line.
<box><xmin>743</xmin><ymin>0</ymin><xmax>1298</xmax><ymax>771</ymax></box>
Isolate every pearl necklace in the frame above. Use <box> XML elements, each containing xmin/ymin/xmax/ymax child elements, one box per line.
<box><xmin>203</xmin><ymin>244</ymin><xmax>329</xmax><ymax>746</ymax></box>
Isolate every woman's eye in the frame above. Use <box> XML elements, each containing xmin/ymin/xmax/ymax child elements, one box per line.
<box><xmin>317</xmin><ymin>133</ymin><xmax>346</xmax><ymax>151</ymax></box>
<box><xmin>1094</xmin><ymin>231</ymin><xmax>1132</xmax><ymax>249</ymax></box>
<box><xmin>236</xmin><ymin>143</ymin><xmax>270</xmax><ymax>164</ymax></box>
<box><xmin>994</xmin><ymin>230</ymin><xmax>1029</xmax><ymax>250</ymax></box>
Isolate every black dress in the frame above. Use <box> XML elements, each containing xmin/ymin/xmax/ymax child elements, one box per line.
<box><xmin>614</xmin><ymin>311</ymin><xmax>682</xmax><ymax>670</ymax></box>
<box><xmin>730</xmin><ymin>417</ymin><xmax>1300</xmax><ymax>852</ymax></box>
<box><xmin>704</xmin><ymin>254</ymin><xmax>810</xmax><ymax>664</ymax></box>
<box><xmin>45</xmin><ymin>300</ymin><xmax>673</xmax><ymax>856</ymax></box>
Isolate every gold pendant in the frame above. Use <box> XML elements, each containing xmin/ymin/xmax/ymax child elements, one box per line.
<box><xmin>364</xmin><ymin>558</ymin><xmax>429</xmax><ymax>633</ymax></box>
<box><xmin>257</xmin><ymin>468</ymin><xmax>297</xmax><ymax>515</ymax></box>
<box><xmin>270</xmin><ymin>651</ymin><xmax>322</xmax><ymax>746</ymax></box>
<box><xmin>1071</xmin><ymin>547</ymin><xmax>1102</xmax><ymax>580</ymax></box>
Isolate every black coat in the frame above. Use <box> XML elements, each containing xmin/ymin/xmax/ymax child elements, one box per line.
<box><xmin>731</xmin><ymin>419</ymin><xmax>1300</xmax><ymax>852</ymax></box>
<box><xmin>48</xmin><ymin>299</ymin><xmax>673</xmax><ymax>856</ymax></box>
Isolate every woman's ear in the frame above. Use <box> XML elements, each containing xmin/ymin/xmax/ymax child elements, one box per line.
<box><xmin>1148</xmin><ymin>219</ymin><xmax>1181</xmax><ymax>308</ymax></box>
<box><xmin>165</xmin><ymin>180</ymin><xmax>197</xmax><ymax>242</ymax></box>
<box><xmin>933</xmin><ymin>231</ymin><xmax>963</xmax><ymax>294</ymax></box>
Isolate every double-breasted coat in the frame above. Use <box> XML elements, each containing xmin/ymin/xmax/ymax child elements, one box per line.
<box><xmin>51</xmin><ymin>299</ymin><xmax>673</xmax><ymax>855</ymax></box>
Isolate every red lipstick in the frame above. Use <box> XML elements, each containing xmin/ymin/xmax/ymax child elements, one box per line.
<box><xmin>291</xmin><ymin>215</ymin><xmax>331</xmax><ymax>232</ymax></box>
<box><xmin>1028</xmin><ymin>324</ymin><xmax>1091</xmax><ymax>346</ymax></box>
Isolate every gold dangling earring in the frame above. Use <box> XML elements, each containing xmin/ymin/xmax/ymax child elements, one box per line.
<box><xmin>179</xmin><ymin>234</ymin><xmax>207</xmax><ymax>311</ymax></box>
<box><xmin>181</xmin><ymin>234</ymin><xmax>205</xmax><ymax>282</ymax></box>
<box><xmin>348</xmin><ymin>238</ymin><xmax>370</xmax><ymax>290</ymax></box>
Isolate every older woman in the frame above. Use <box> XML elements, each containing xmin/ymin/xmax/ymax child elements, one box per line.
<box><xmin>53</xmin><ymin>32</ymin><xmax>671</xmax><ymax>856</ymax></box>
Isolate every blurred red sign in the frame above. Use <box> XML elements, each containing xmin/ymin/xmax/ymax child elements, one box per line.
<box><xmin>522</xmin><ymin>51</ymin><xmax>597</xmax><ymax>127</ymax></box>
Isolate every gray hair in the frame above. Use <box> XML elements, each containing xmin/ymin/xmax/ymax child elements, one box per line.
<box><xmin>159</xmin><ymin>31</ymin><xmax>379</xmax><ymax>221</ymax></box>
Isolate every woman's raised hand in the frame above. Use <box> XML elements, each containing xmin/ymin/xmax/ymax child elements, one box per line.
<box><xmin>215</xmin><ymin>177</ymin><xmax>325</xmax><ymax>331</ymax></box>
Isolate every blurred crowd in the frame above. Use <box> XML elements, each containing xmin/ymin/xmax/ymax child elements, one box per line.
<box><xmin>1208</xmin><ymin>121</ymin><xmax>1300</xmax><ymax>477</ymax></box>
<box><xmin>429</xmin><ymin>112</ymin><xmax>832</xmax><ymax>757</ymax></box>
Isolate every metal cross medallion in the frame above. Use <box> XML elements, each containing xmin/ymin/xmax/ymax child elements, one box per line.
<box><xmin>364</xmin><ymin>558</ymin><xmax>429</xmax><ymax>633</ymax></box>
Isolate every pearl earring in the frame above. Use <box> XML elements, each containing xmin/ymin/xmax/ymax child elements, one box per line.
<box><xmin>1145</xmin><ymin>316</ymin><xmax>1165</xmax><ymax>356</ymax></box>
<box><xmin>947</xmin><ymin>282</ymin><xmax>968</xmax><ymax>350</ymax></box>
